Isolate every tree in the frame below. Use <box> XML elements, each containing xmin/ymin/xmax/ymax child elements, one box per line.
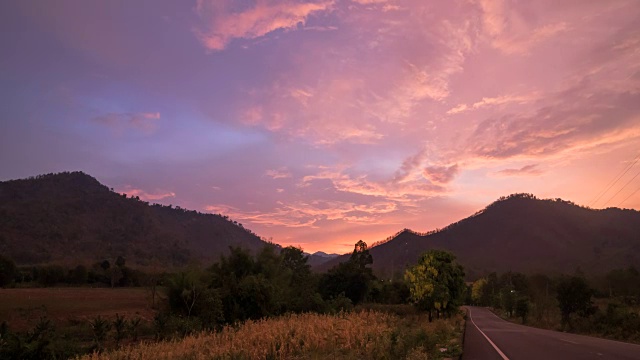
<box><xmin>0</xmin><ymin>255</ymin><xmax>16</xmax><ymax>287</ymax></box>
<box><xmin>115</xmin><ymin>256</ymin><xmax>126</xmax><ymax>268</ymax></box>
<box><xmin>556</xmin><ymin>276</ymin><xmax>594</xmax><ymax>330</ymax></box>
<box><xmin>112</xmin><ymin>313</ymin><xmax>127</xmax><ymax>347</ymax></box>
<box><xmin>167</xmin><ymin>268</ymin><xmax>208</xmax><ymax>319</ymax></box>
<box><xmin>280</xmin><ymin>246</ymin><xmax>318</xmax><ymax>312</ymax></box>
<box><xmin>605</xmin><ymin>267</ymin><xmax>640</xmax><ymax>303</ymax></box>
<box><xmin>350</xmin><ymin>240</ymin><xmax>373</xmax><ymax>270</ymax></box>
<box><xmin>471</xmin><ymin>278</ymin><xmax>488</xmax><ymax>306</ymax></box>
<box><xmin>501</xmin><ymin>287</ymin><xmax>516</xmax><ymax>317</ymax></box>
<box><xmin>319</xmin><ymin>241</ymin><xmax>376</xmax><ymax>305</ymax></box>
<box><xmin>69</xmin><ymin>265</ymin><xmax>88</xmax><ymax>284</ymax></box>
<box><xmin>515</xmin><ymin>297</ymin><xmax>530</xmax><ymax>324</ymax></box>
<box><xmin>404</xmin><ymin>250</ymin><xmax>466</xmax><ymax>321</ymax></box>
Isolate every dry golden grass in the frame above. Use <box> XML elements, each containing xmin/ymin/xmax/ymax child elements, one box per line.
<box><xmin>79</xmin><ymin>310</ymin><xmax>464</xmax><ymax>360</ymax></box>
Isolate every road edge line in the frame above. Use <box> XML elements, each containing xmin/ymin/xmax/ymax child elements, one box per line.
<box><xmin>468</xmin><ymin>308</ymin><xmax>510</xmax><ymax>360</ymax></box>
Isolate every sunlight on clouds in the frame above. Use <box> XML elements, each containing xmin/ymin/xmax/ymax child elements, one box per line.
<box><xmin>205</xmin><ymin>199</ymin><xmax>399</xmax><ymax>228</ymax></box>
<box><xmin>117</xmin><ymin>186</ymin><xmax>175</xmax><ymax>201</ymax></box>
<box><xmin>447</xmin><ymin>93</ymin><xmax>538</xmax><ymax>115</ymax></box>
<box><xmin>3</xmin><ymin>0</ymin><xmax>640</xmax><ymax>253</ymax></box>
<box><xmin>195</xmin><ymin>0</ymin><xmax>334</xmax><ymax>51</ymax></box>
<box><xmin>477</xmin><ymin>0</ymin><xmax>569</xmax><ymax>55</ymax></box>
<box><xmin>265</xmin><ymin>168</ymin><xmax>292</xmax><ymax>179</ymax></box>
<box><xmin>494</xmin><ymin>164</ymin><xmax>543</xmax><ymax>177</ymax></box>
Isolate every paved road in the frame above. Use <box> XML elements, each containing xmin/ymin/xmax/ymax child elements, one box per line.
<box><xmin>463</xmin><ymin>306</ymin><xmax>640</xmax><ymax>360</ymax></box>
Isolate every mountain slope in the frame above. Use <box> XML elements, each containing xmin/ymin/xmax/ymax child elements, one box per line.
<box><xmin>317</xmin><ymin>194</ymin><xmax>640</xmax><ymax>278</ymax></box>
<box><xmin>0</xmin><ymin>172</ymin><xmax>270</xmax><ymax>267</ymax></box>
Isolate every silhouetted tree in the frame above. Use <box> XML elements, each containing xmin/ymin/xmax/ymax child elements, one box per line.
<box><xmin>556</xmin><ymin>276</ymin><xmax>595</xmax><ymax>330</ymax></box>
<box><xmin>319</xmin><ymin>241</ymin><xmax>376</xmax><ymax>305</ymax></box>
<box><xmin>0</xmin><ymin>255</ymin><xmax>16</xmax><ymax>287</ymax></box>
<box><xmin>516</xmin><ymin>297</ymin><xmax>530</xmax><ymax>324</ymax></box>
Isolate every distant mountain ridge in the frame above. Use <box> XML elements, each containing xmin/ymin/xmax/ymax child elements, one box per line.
<box><xmin>316</xmin><ymin>194</ymin><xmax>640</xmax><ymax>278</ymax></box>
<box><xmin>310</xmin><ymin>251</ymin><xmax>339</xmax><ymax>258</ymax></box>
<box><xmin>0</xmin><ymin>171</ymin><xmax>271</xmax><ymax>268</ymax></box>
<box><xmin>305</xmin><ymin>251</ymin><xmax>340</xmax><ymax>267</ymax></box>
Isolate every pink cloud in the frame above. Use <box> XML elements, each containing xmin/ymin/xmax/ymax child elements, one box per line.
<box><xmin>422</xmin><ymin>164</ymin><xmax>459</xmax><ymax>184</ymax></box>
<box><xmin>118</xmin><ymin>186</ymin><xmax>175</xmax><ymax>201</ymax></box>
<box><xmin>206</xmin><ymin>199</ymin><xmax>399</xmax><ymax>228</ymax></box>
<box><xmin>477</xmin><ymin>0</ymin><xmax>569</xmax><ymax>55</ymax></box>
<box><xmin>265</xmin><ymin>168</ymin><xmax>292</xmax><ymax>179</ymax></box>
<box><xmin>235</xmin><ymin>1</ymin><xmax>477</xmax><ymax>145</ymax></box>
<box><xmin>495</xmin><ymin>164</ymin><xmax>543</xmax><ymax>177</ymax></box>
<box><xmin>447</xmin><ymin>93</ymin><xmax>538</xmax><ymax>115</ymax></box>
<box><xmin>195</xmin><ymin>0</ymin><xmax>334</xmax><ymax>51</ymax></box>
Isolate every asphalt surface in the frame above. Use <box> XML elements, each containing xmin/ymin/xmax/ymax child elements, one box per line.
<box><xmin>462</xmin><ymin>306</ymin><xmax>640</xmax><ymax>360</ymax></box>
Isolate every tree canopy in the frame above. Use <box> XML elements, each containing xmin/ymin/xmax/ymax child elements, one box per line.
<box><xmin>404</xmin><ymin>250</ymin><xmax>465</xmax><ymax>321</ymax></box>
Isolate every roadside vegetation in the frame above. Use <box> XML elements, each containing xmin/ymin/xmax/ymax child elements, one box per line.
<box><xmin>0</xmin><ymin>244</ymin><xmax>467</xmax><ymax>359</ymax></box>
<box><xmin>470</xmin><ymin>267</ymin><xmax>640</xmax><ymax>343</ymax></box>
<box><xmin>79</xmin><ymin>309</ymin><xmax>463</xmax><ymax>360</ymax></box>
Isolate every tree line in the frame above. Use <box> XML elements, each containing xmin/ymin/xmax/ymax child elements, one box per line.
<box><xmin>470</xmin><ymin>267</ymin><xmax>640</xmax><ymax>341</ymax></box>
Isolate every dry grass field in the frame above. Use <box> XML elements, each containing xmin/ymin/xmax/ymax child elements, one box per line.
<box><xmin>79</xmin><ymin>310</ymin><xmax>464</xmax><ymax>360</ymax></box>
<box><xmin>0</xmin><ymin>287</ymin><xmax>154</xmax><ymax>331</ymax></box>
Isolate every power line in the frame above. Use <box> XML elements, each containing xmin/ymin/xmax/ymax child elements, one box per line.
<box><xmin>617</xmin><ymin>183</ymin><xmax>640</xmax><ymax>208</ymax></box>
<box><xmin>589</xmin><ymin>154</ymin><xmax>640</xmax><ymax>207</ymax></box>
<box><xmin>602</xmin><ymin>168</ymin><xmax>640</xmax><ymax>207</ymax></box>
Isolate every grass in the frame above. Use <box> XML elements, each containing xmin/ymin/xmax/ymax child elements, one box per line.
<box><xmin>0</xmin><ymin>287</ymin><xmax>155</xmax><ymax>331</ymax></box>
<box><xmin>79</xmin><ymin>310</ymin><xmax>464</xmax><ymax>360</ymax></box>
<box><xmin>493</xmin><ymin>299</ymin><xmax>640</xmax><ymax>344</ymax></box>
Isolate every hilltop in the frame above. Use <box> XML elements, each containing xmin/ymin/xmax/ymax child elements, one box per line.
<box><xmin>317</xmin><ymin>194</ymin><xmax>640</xmax><ymax>278</ymax></box>
<box><xmin>0</xmin><ymin>171</ymin><xmax>270</xmax><ymax>268</ymax></box>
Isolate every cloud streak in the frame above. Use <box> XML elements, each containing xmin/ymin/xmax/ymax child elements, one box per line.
<box><xmin>495</xmin><ymin>164</ymin><xmax>543</xmax><ymax>177</ymax></box>
<box><xmin>195</xmin><ymin>0</ymin><xmax>334</xmax><ymax>51</ymax></box>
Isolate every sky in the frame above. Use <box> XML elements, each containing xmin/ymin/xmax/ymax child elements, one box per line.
<box><xmin>1</xmin><ymin>0</ymin><xmax>639</xmax><ymax>254</ymax></box>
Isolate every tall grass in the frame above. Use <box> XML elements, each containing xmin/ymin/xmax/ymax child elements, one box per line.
<box><xmin>79</xmin><ymin>310</ymin><xmax>463</xmax><ymax>360</ymax></box>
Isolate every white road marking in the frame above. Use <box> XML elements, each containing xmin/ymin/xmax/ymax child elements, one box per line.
<box><xmin>468</xmin><ymin>309</ymin><xmax>510</xmax><ymax>360</ymax></box>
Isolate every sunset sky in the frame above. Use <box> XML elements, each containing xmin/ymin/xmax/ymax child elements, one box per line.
<box><xmin>1</xmin><ymin>0</ymin><xmax>639</xmax><ymax>254</ymax></box>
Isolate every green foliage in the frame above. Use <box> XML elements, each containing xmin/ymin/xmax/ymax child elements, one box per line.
<box><xmin>605</xmin><ymin>266</ymin><xmax>640</xmax><ymax>304</ymax></box>
<box><xmin>325</xmin><ymin>293</ymin><xmax>353</xmax><ymax>313</ymax></box>
<box><xmin>556</xmin><ymin>276</ymin><xmax>595</xmax><ymax>330</ymax></box>
<box><xmin>90</xmin><ymin>316</ymin><xmax>112</xmax><ymax>351</ymax></box>
<box><xmin>112</xmin><ymin>313</ymin><xmax>127</xmax><ymax>347</ymax></box>
<box><xmin>167</xmin><ymin>268</ymin><xmax>209</xmax><ymax>318</ymax></box>
<box><xmin>471</xmin><ymin>278</ymin><xmax>487</xmax><ymax>305</ymax></box>
<box><xmin>404</xmin><ymin>250</ymin><xmax>466</xmax><ymax>321</ymax></box>
<box><xmin>205</xmin><ymin>245</ymin><xmax>326</xmax><ymax>324</ymax></box>
<box><xmin>0</xmin><ymin>317</ymin><xmax>68</xmax><ymax>360</ymax></box>
<box><xmin>369</xmin><ymin>279</ymin><xmax>410</xmax><ymax>304</ymax></box>
<box><xmin>319</xmin><ymin>241</ymin><xmax>376</xmax><ymax>305</ymax></box>
<box><xmin>128</xmin><ymin>317</ymin><xmax>142</xmax><ymax>342</ymax></box>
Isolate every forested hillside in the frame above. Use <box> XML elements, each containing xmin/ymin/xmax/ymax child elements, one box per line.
<box><xmin>0</xmin><ymin>172</ymin><xmax>269</xmax><ymax>268</ymax></box>
<box><xmin>318</xmin><ymin>194</ymin><xmax>640</xmax><ymax>278</ymax></box>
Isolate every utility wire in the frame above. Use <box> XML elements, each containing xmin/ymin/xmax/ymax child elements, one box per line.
<box><xmin>602</xmin><ymin>168</ymin><xmax>640</xmax><ymax>207</ymax></box>
<box><xmin>589</xmin><ymin>154</ymin><xmax>639</xmax><ymax>207</ymax></box>
<box><xmin>617</xmin><ymin>183</ymin><xmax>640</xmax><ymax>208</ymax></box>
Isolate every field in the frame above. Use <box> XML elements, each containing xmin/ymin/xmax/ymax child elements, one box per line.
<box><xmin>80</xmin><ymin>309</ymin><xmax>464</xmax><ymax>360</ymax></box>
<box><xmin>0</xmin><ymin>287</ymin><xmax>155</xmax><ymax>331</ymax></box>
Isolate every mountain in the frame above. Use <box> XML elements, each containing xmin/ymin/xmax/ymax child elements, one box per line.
<box><xmin>306</xmin><ymin>251</ymin><xmax>340</xmax><ymax>267</ymax></box>
<box><xmin>316</xmin><ymin>194</ymin><xmax>640</xmax><ymax>279</ymax></box>
<box><xmin>0</xmin><ymin>171</ymin><xmax>271</xmax><ymax>268</ymax></box>
<box><xmin>312</xmin><ymin>251</ymin><xmax>339</xmax><ymax>258</ymax></box>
